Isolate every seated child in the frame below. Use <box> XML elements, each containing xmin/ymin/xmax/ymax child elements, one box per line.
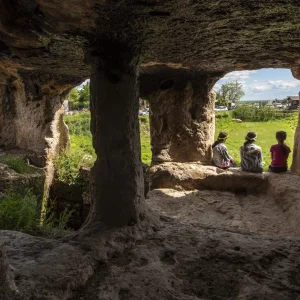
<box><xmin>212</xmin><ymin>132</ymin><xmax>235</xmax><ymax>169</ymax></box>
<box><xmin>240</xmin><ymin>131</ymin><xmax>264</xmax><ymax>173</ymax></box>
<box><xmin>269</xmin><ymin>131</ymin><xmax>291</xmax><ymax>173</ymax></box>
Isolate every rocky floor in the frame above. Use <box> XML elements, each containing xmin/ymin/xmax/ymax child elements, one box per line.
<box><xmin>2</xmin><ymin>170</ymin><xmax>300</xmax><ymax>300</ymax></box>
<box><xmin>70</xmin><ymin>183</ymin><xmax>300</xmax><ymax>300</ymax></box>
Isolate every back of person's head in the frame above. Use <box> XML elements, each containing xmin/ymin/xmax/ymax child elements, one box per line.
<box><xmin>212</xmin><ymin>132</ymin><xmax>228</xmax><ymax>148</ymax></box>
<box><xmin>276</xmin><ymin>131</ymin><xmax>287</xmax><ymax>155</ymax></box>
<box><xmin>276</xmin><ymin>131</ymin><xmax>287</xmax><ymax>142</ymax></box>
<box><xmin>244</xmin><ymin>131</ymin><xmax>257</xmax><ymax>146</ymax></box>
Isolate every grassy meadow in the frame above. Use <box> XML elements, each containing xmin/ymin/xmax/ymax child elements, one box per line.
<box><xmin>63</xmin><ymin>111</ymin><xmax>298</xmax><ymax>172</ymax></box>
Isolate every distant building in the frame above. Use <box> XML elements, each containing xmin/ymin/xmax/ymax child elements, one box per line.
<box><xmin>287</xmin><ymin>93</ymin><xmax>299</xmax><ymax>107</ymax></box>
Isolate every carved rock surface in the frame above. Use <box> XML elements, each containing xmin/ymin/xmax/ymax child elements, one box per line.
<box><xmin>149</xmin><ymin>162</ymin><xmax>269</xmax><ymax>193</ymax></box>
<box><xmin>1</xmin><ymin>1</ymin><xmax>300</xmax><ymax>79</ymax></box>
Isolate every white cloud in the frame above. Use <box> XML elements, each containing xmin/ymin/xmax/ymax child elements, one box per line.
<box><xmin>246</xmin><ymin>79</ymin><xmax>300</xmax><ymax>94</ymax></box>
<box><xmin>220</xmin><ymin>70</ymin><xmax>258</xmax><ymax>82</ymax></box>
<box><xmin>267</xmin><ymin>80</ymin><xmax>300</xmax><ymax>89</ymax></box>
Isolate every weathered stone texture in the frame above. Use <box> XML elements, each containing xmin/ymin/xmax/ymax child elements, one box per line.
<box><xmin>0</xmin><ymin>75</ymin><xmax>75</xmax><ymax>166</ymax></box>
<box><xmin>140</xmin><ymin>67</ymin><xmax>222</xmax><ymax>164</ymax></box>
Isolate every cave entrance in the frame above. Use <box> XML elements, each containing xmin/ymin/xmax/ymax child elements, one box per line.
<box><xmin>213</xmin><ymin>68</ymin><xmax>299</xmax><ymax>171</ymax></box>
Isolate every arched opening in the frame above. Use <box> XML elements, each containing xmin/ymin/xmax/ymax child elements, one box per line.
<box><xmin>213</xmin><ymin>68</ymin><xmax>299</xmax><ymax>171</ymax></box>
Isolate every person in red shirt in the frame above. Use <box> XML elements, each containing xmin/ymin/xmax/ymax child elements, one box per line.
<box><xmin>269</xmin><ymin>131</ymin><xmax>291</xmax><ymax>173</ymax></box>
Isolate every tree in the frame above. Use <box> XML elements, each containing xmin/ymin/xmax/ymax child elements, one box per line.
<box><xmin>215</xmin><ymin>80</ymin><xmax>245</xmax><ymax>105</ymax></box>
<box><xmin>65</xmin><ymin>83</ymin><xmax>90</xmax><ymax>110</ymax></box>
<box><xmin>66</xmin><ymin>88</ymin><xmax>79</xmax><ymax>102</ymax></box>
<box><xmin>78</xmin><ymin>83</ymin><xmax>90</xmax><ymax>109</ymax></box>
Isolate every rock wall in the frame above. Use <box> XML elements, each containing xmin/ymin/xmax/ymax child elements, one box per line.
<box><xmin>0</xmin><ymin>74</ymin><xmax>77</xmax><ymax>167</ymax></box>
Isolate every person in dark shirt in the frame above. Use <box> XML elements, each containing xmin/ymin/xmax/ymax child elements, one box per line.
<box><xmin>269</xmin><ymin>131</ymin><xmax>291</xmax><ymax>173</ymax></box>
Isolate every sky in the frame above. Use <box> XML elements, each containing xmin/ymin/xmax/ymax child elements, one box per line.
<box><xmin>214</xmin><ymin>68</ymin><xmax>300</xmax><ymax>101</ymax></box>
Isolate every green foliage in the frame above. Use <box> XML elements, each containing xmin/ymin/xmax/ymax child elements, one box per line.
<box><xmin>54</xmin><ymin>150</ymin><xmax>94</xmax><ymax>184</ymax></box>
<box><xmin>78</xmin><ymin>83</ymin><xmax>90</xmax><ymax>109</ymax></box>
<box><xmin>0</xmin><ymin>155</ymin><xmax>29</xmax><ymax>174</ymax></box>
<box><xmin>215</xmin><ymin>111</ymin><xmax>230</xmax><ymax>119</ymax></box>
<box><xmin>37</xmin><ymin>207</ymin><xmax>74</xmax><ymax>238</ymax></box>
<box><xmin>66</xmin><ymin>88</ymin><xmax>79</xmax><ymax>102</ymax></box>
<box><xmin>0</xmin><ymin>188</ymin><xmax>74</xmax><ymax>237</ymax></box>
<box><xmin>65</xmin><ymin>112</ymin><xmax>92</xmax><ymax>136</ymax></box>
<box><xmin>139</xmin><ymin>116</ymin><xmax>151</xmax><ymax>165</ymax></box>
<box><xmin>65</xmin><ymin>83</ymin><xmax>90</xmax><ymax>110</ymax></box>
<box><xmin>0</xmin><ymin>189</ymin><xmax>38</xmax><ymax>231</ymax></box>
<box><xmin>215</xmin><ymin>80</ymin><xmax>245</xmax><ymax>105</ymax></box>
<box><xmin>232</xmin><ymin>105</ymin><xmax>289</xmax><ymax>121</ymax></box>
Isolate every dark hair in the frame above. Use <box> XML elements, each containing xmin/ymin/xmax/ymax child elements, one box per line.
<box><xmin>212</xmin><ymin>132</ymin><xmax>228</xmax><ymax>149</ymax></box>
<box><xmin>276</xmin><ymin>131</ymin><xmax>287</xmax><ymax>155</ymax></box>
<box><xmin>244</xmin><ymin>131</ymin><xmax>257</xmax><ymax>146</ymax></box>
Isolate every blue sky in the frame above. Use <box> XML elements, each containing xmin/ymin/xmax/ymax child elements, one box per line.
<box><xmin>214</xmin><ymin>68</ymin><xmax>300</xmax><ymax>101</ymax></box>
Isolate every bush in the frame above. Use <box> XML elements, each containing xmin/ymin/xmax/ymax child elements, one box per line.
<box><xmin>232</xmin><ymin>105</ymin><xmax>288</xmax><ymax>121</ymax></box>
<box><xmin>54</xmin><ymin>150</ymin><xmax>93</xmax><ymax>184</ymax></box>
<box><xmin>0</xmin><ymin>155</ymin><xmax>29</xmax><ymax>173</ymax></box>
<box><xmin>0</xmin><ymin>189</ymin><xmax>37</xmax><ymax>231</ymax></box>
<box><xmin>65</xmin><ymin>112</ymin><xmax>92</xmax><ymax>136</ymax></box>
<box><xmin>215</xmin><ymin>111</ymin><xmax>230</xmax><ymax>119</ymax></box>
<box><xmin>0</xmin><ymin>188</ymin><xmax>74</xmax><ymax>237</ymax></box>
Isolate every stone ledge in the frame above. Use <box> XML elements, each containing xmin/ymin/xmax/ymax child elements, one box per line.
<box><xmin>150</xmin><ymin>162</ymin><xmax>269</xmax><ymax>193</ymax></box>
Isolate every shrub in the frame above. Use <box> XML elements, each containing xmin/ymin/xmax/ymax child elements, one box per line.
<box><xmin>0</xmin><ymin>189</ymin><xmax>38</xmax><ymax>231</ymax></box>
<box><xmin>37</xmin><ymin>206</ymin><xmax>74</xmax><ymax>238</ymax></box>
<box><xmin>0</xmin><ymin>155</ymin><xmax>29</xmax><ymax>174</ymax></box>
<box><xmin>0</xmin><ymin>188</ymin><xmax>74</xmax><ymax>237</ymax></box>
<box><xmin>232</xmin><ymin>105</ymin><xmax>287</xmax><ymax>121</ymax></box>
<box><xmin>54</xmin><ymin>150</ymin><xmax>93</xmax><ymax>184</ymax></box>
<box><xmin>215</xmin><ymin>111</ymin><xmax>230</xmax><ymax>119</ymax></box>
<box><xmin>65</xmin><ymin>112</ymin><xmax>92</xmax><ymax>136</ymax></box>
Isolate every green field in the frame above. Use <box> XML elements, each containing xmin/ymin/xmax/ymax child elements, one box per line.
<box><xmin>64</xmin><ymin>111</ymin><xmax>298</xmax><ymax>171</ymax></box>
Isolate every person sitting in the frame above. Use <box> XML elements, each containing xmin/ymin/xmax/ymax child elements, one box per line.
<box><xmin>212</xmin><ymin>132</ymin><xmax>235</xmax><ymax>169</ymax></box>
<box><xmin>240</xmin><ymin>131</ymin><xmax>264</xmax><ymax>173</ymax></box>
<box><xmin>268</xmin><ymin>131</ymin><xmax>291</xmax><ymax>173</ymax></box>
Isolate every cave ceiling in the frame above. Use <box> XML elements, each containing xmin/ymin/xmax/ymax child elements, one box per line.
<box><xmin>0</xmin><ymin>0</ymin><xmax>300</xmax><ymax>84</ymax></box>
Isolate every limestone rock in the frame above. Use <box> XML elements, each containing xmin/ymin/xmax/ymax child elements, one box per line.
<box><xmin>150</xmin><ymin>162</ymin><xmax>268</xmax><ymax>193</ymax></box>
<box><xmin>0</xmin><ymin>243</ymin><xmax>18</xmax><ymax>299</ymax></box>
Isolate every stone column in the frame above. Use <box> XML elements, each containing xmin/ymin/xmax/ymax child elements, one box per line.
<box><xmin>291</xmin><ymin>67</ymin><xmax>300</xmax><ymax>174</ymax></box>
<box><xmin>85</xmin><ymin>47</ymin><xmax>145</xmax><ymax>227</ymax></box>
<box><xmin>0</xmin><ymin>74</ymin><xmax>74</xmax><ymax>167</ymax></box>
<box><xmin>140</xmin><ymin>67</ymin><xmax>222</xmax><ymax>165</ymax></box>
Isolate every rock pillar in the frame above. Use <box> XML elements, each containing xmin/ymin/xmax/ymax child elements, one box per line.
<box><xmin>140</xmin><ymin>67</ymin><xmax>222</xmax><ymax>164</ymax></box>
<box><xmin>0</xmin><ymin>74</ymin><xmax>74</xmax><ymax>167</ymax></box>
<box><xmin>291</xmin><ymin>67</ymin><xmax>300</xmax><ymax>174</ymax></box>
<box><xmin>85</xmin><ymin>47</ymin><xmax>145</xmax><ymax>227</ymax></box>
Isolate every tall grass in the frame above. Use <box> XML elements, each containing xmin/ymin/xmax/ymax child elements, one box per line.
<box><xmin>0</xmin><ymin>189</ymin><xmax>73</xmax><ymax>237</ymax></box>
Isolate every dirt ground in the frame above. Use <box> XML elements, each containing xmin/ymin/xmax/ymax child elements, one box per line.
<box><xmin>2</xmin><ymin>171</ymin><xmax>300</xmax><ymax>300</ymax></box>
<box><xmin>70</xmin><ymin>180</ymin><xmax>300</xmax><ymax>300</ymax></box>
